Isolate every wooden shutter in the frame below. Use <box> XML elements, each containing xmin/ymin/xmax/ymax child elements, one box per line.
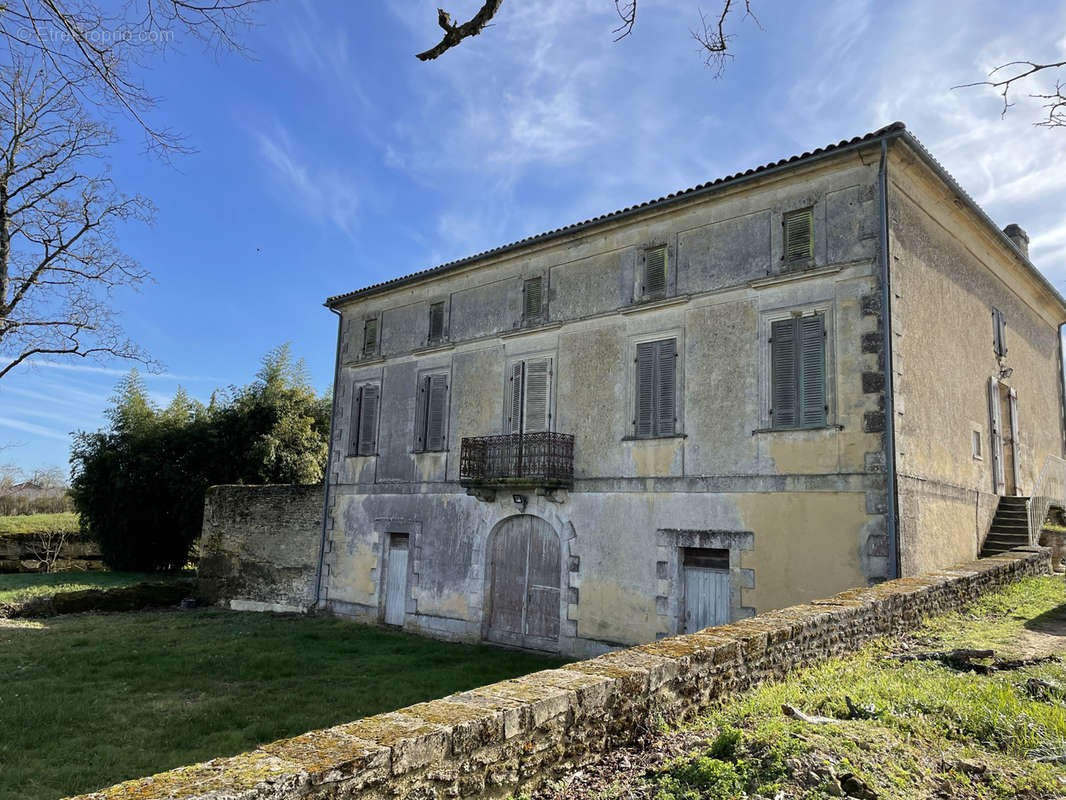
<box><xmin>426</xmin><ymin>374</ymin><xmax>448</xmax><ymax>450</ymax></box>
<box><xmin>509</xmin><ymin>362</ymin><xmax>524</xmax><ymax>434</ymax></box>
<box><xmin>655</xmin><ymin>338</ymin><xmax>677</xmax><ymax>436</ymax></box>
<box><xmin>363</xmin><ymin>318</ymin><xmax>378</xmax><ymax>355</ymax></box>
<box><xmin>993</xmin><ymin>309</ymin><xmax>1008</xmax><ymax>358</ymax></box>
<box><xmin>1008</xmin><ymin>387</ymin><xmax>1021</xmax><ymax>495</ymax></box>
<box><xmin>799</xmin><ymin>314</ymin><xmax>827</xmax><ymax>427</ymax></box>
<box><xmin>523</xmin><ymin>358</ymin><xmax>551</xmax><ymax>433</ymax></box>
<box><xmin>771</xmin><ymin>319</ymin><xmax>798</xmax><ymax>428</ymax></box>
<box><xmin>635</xmin><ymin>341</ymin><xmax>656</xmax><ymax>437</ymax></box>
<box><xmin>428</xmin><ymin>302</ymin><xmax>445</xmax><ymax>342</ymax></box>
<box><xmin>348</xmin><ymin>390</ymin><xmax>361</xmax><ymax>455</ymax></box>
<box><xmin>523</xmin><ymin>277</ymin><xmax>543</xmax><ymax>319</ymax></box>
<box><xmin>644</xmin><ymin>246</ymin><xmax>667</xmax><ymax>297</ymax></box>
<box><xmin>989</xmin><ymin>376</ymin><xmax>1005</xmax><ymax>494</ymax></box>
<box><xmin>415</xmin><ymin>376</ymin><xmax>429</xmax><ymax>450</ymax></box>
<box><xmin>357</xmin><ymin>385</ymin><xmax>379</xmax><ymax>455</ymax></box>
<box><xmin>784</xmin><ymin>209</ymin><xmax>813</xmax><ymax>262</ymax></box>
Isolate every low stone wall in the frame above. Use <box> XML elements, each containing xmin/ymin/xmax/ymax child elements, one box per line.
<box><xmin>197</xmin><ymin>484</ymin><xmax>323</xmax><ymax>613</ymax></box>
<box><xmin>69</xmin><ymin>547</ymin><xmax>1048</xmax><ymax>800</ymax></box>
<box><xmin>6</xmin><ymin>580</ymin><xmax>195</xmax><ymax>618</ymax></box>
<box><xmin>0</xmin><ymin>532</ymin><xmax>102</xmax><ymax>573</ymax></box>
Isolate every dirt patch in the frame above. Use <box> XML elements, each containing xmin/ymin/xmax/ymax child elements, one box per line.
<box><xmin>1017</xmin><ymin>603</ymin><xmax>1066</xmax><ymax>658</ymax></box>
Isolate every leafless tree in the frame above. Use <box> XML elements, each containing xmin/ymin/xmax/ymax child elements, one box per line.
<box><xmin>0</xmin><ymin>57</ymin><xmax>154</xmax><ymax>381</ymax></box>
<box><xmin>956</xmin><ymin>61</ymin><xmax>1066</xmax><ymax>129</ymax></box>
<box><xmin>0</xmin><ymin>0</ymin><xmax>266</xmax><ymax>154</ymax></box>
<box><xmin>27</xmin><ymin>526</ymin><xmax>70</xmax><ymax>572</ymax></box>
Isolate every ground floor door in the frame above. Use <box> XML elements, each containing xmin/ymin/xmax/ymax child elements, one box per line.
<box><xmin>487</xmin><ymin>515</ymin><xmax>560</xmax><ymax>650</ymax></box>
<box><xmin>682</xmin><ymin>547</ymin><xmax>731</xmax><ymax>633</ymax></box>
<box><xmin>990</xmin><ymin>378</ymin><xmax>1021</xmax><ymax>496</ymax></box>
<box><xmin>384</xmin><ymin>533</ymin><xmax>409</xmax><ymax>626</ymax></box>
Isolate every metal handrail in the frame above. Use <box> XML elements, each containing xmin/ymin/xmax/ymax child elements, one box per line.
<box><xmin>1028</xmin><ymin>455</ymin><xmax>1066</xmax><ymax>545</ymax></box>
<box><xmin>460</xmin><ymin>432</ymin><xmax>575</xmax><ymax>487</ymax></box>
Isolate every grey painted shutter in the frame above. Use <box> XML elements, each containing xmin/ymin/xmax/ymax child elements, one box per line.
<box><xmin>1008</xmin><ymin>387</ymin><xmax>1021</xmax><ymax>495</ymax></box>
<box><xmin>635</xmin><ymin>342</ymin><xmax>656</xmax><ymax>436</ymax></box>
<box><xmin>509</xmin><ymin>362</ymin><xmax>524</xmax><ymax>434</ymax></box>
<box><xmin>784</xmin><ymin>209</ymin><xmax>813</xmax><ymax>262</ymax></box>
<box><xmin>644</xmin><ymin>246</ymin><xmax>667</xmax><ymax>297</ymax></box>
<box><xmin>363</xmin><ymin>318</ymin><xmax>378</xmax><ymax>355</ymax></box>
<box><xmin>771</xmin><ymin>319</ymin><xmax>798</xmax><ymax>428</ymax></box>
<box><xmin>414</xmin><ymin>376</ymin><xmax>429</xmax><ymax>450</ymax></box>
<box><xmin>799</xmin><ymin>314</ymin><xmax>827</xmax><ymax>427</ymax></box>
<box><xmin>994</xmin><ymin>309</ymin><xmax>1008</xmax><ymax>358</ymax></box>
<box><xmin>426</xmin><ymin>374</ymin><xmax>448</xmax><ymax>450</ymax></box>
<box><xmin>655</xmin><ymin>338</ymin><xmax>677</xmax><ymax>436</ymax></box>
<box><xmin>989</xmin><ymin>376</ymin><xmax>1005</xmax><ymax>494</ymax></box>
<box><xmin>348</xmin><ymin>390</ymin><xmax>361</xmax><ymax>455</ymax></box>
<box><xmin>428</xmin><ymin>302</ymin><xmax>445</xmax><ymax>342</ymax></box>
<box><xmin>357</xmin><ymin>385</ymin><xmax>379</xmax><ymax>455</ymax></box>
<box><xmin>523</xmin><ymin>358</ymin><xmax>551</xmax><ymax>433</ymax></box>
<box><xmin>523</xmin><ymin>277</ymin><xmax>543</xmax><ymax>319</ymax></box>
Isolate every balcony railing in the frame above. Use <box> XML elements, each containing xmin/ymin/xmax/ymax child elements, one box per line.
<box><xmin>460</xmin><ymin>432</ymin><xmax>575</xmax><ymax>489</ymax></box>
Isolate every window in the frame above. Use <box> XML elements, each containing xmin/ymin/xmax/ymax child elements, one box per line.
<box><xmin>349</xmin><ymin>384</ymin><xmax>380</xmax><ymax>455</ymax></box>
<box><xmin>508</xmin><ymin>357</ymin><xmax>552</xmax><ymax>434</ymax></box>
<box><xmin>634</xmin><ymin>338</ymin><xmax>677</xmax><ymax>437</ymax></box>
<box><xmin>783</xmin><ymin>208</ymin><xmax>814</xmax><ymax>263</ymax></box>
<box><xmin>415</xmin><ymin>374</ymin><xmax>448</xmax><ymax>451</ymax></box>
<box><xmin>428</xmin><ymin>302</ymin><xmax>445</xmax><ymax>343</ymax></box>
<box><xmin>362</xmin><ymin>317</ymin><xmax>379</xmax><ymax>357</ymax></box>
<box><xmin>523</xmin><ymin>276</ymin><xmax>545</xmax><ymax>321</ymax></box>
<box><xmin>770</xmin><ymin>314</ymin><xmax>826</xmax><ymax>429</ymax></box>
<box><xmin>642</xmin><ymin>245</ymin><xmax>668</xmax><ymax>299</ymax></box>
<box><xmin>992</xmin><ymin>308</ymin><xmax>1007</xmax><ymax>358</ymax></box>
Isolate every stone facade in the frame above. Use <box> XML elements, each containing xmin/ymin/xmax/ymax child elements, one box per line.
<box><xmin>198</xmin><ymin>485</ymin><xmax>323</xmax><ymax>614</ymax></box>
<box><xmin>72</xmin><ymin>546</ymin><xmax>1049</xmax><ymax>800</ymax></box>
<box><xmin>308</xmin><ymin>123</ymin><xmax>1066</xmax><ymax>659</ymax></box>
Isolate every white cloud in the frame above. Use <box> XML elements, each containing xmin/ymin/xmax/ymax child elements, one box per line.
<box><xmin>0</xmin><ymin>416</ymin><xmax>70</xmax><ymax>441</ymax></box>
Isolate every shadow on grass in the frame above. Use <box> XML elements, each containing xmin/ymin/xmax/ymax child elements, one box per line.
<box><xmin>1024</xmin><ymin>600</ymin><xmax>1066</xmax><ymax>638</ymax></box>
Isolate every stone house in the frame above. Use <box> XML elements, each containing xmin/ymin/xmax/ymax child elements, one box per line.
<box><xmin>314</xmin><ymin>122</ymin><xmax>1066</xmax><ymax>658</ymax></box>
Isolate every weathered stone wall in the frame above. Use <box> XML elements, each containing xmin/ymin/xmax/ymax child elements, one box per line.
<box><xmin>197</xmin><ymin>484</ymin><xmax>323</xmax><ymax>613</ymax></box>
<box><xmin>70</xmin><ymin>547</ymin><xmax>1048</xmax><ymax>800</ymax></box>
<box><xmin>0</xmin><ymin>532</ymin><xmax>101</xmax><ymax>573</ymax></box>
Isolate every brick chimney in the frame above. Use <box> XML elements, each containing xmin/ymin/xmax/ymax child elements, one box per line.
<box><xmin>1003</xmin><ymin>224</ymin><xmax>1030</xmax><ymax>258</ymax></box>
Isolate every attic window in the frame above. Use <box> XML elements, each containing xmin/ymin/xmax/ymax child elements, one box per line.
<box><xmin>783</xmin><ymin>208</ymin><xmax>814</xmax><ymax>263</ymax></box>
<box><xmin>643</xmin><ymin>245</ymin><xmax>667</xmax><ymax>298</ymax></box>
<box><xmin>428</xmin><ymin>301</ymin><xmax>445</xmax><ymax>343</ymax></box>
<box><xmin>523</xmin><ymin>276</ymin><xmax>544</xmax><ymax>320</ymax></box>
<box><xmin>363</xmin><ymin>317</ymin><xmax>378</xmax><ymax>356</ymax></box>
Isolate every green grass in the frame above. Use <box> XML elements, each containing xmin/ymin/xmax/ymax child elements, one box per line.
<box><xmin>0</xmin><ymin>609</ymin><xmax>566</xmax><ymax>800</ymax></box>
<box><xmin>642</xmin><ymin>576</ymin><xmax>1066</xmax><ymax>800</ymax></box>
<box><xmin>0</xmin><ymin>511</ymin><xmax>79</xmax><ymax>536</ymax></box>
<box><xmin>0</xmin><ymin>570</ymin><xmax>189</xmax><ymax>609</ymax></box>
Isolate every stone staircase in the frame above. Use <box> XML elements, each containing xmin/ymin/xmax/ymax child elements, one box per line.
<box><xmin>980</xmin><ymin>495</ymin><xmax>1031</xmax><ymax>556</ymax></box>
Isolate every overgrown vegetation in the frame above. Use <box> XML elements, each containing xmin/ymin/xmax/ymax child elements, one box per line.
<box><xmin>70</xmin><ymin>344</ymin><xmax>330</xmax><ymax>572</ymax></box>
<box><xmin>0</xmin><ymin>570</ymin><xmax>189</xmax><ymax>611</ymax></box>
<box><xmin>0</xmin><ymin>609</ymin><xmax>565</xmax><ymax>800</ymax></box>
<box><xmin>536</xmin><ymin>576</ymin><xmax>1066</xmax><ymax>800</ymax></box>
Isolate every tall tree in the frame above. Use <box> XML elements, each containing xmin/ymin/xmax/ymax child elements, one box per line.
<box><xmin>0</xmin><ymin>57</ymin><xmax>152</xmax><ymax>380</ymax></box>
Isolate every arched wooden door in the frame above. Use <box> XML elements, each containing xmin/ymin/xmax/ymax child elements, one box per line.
<box><xmin>487</xmin><ymin>515</ymin><xmax>560</xmax><ymax>650</ymax></box>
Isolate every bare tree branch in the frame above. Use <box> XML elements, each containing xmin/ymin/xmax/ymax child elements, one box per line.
<box><xmin>954</xmin><ymin>60</ymin><xmax>1066</xmax><ymax>128</ymax></box>
<box><xmin>612</xmin><ymin>1</ymin><xmax>637</xmax><ymax>41</ymax></box>
<box><xmin>416</xmin><ymin>1</ymin><xmax>503</xmax><ymax>61</ymax></box>
<box><xmin>691</xmin><ymin>0</ymin><xmax>759</xmax><ymax>77</ymax></box>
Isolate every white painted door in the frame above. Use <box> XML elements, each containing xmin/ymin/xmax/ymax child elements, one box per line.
<box><xmin>1008</xmin><ymin>387</ymin><xmax>1022</xmax><ymax>495</ymax></box>
<box><xmin>683</xmin><ymin>568</ymin><xmax>730</xmax><ymax>632</ymax></box>
<box><xmin>384</xmin><ymin>535</ymin><xmax>409</xmax><ymax>626</ymax></box>
<box><xmin>989</xmin><ymin>377</ymin><xmax>1005</xmax><ymax>495</ymax></box>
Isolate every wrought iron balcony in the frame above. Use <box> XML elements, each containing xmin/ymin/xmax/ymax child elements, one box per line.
<box><xmin>459</xmin><ymin>432</ymin><xmax>575</xmax><ymax>489</ymax></box>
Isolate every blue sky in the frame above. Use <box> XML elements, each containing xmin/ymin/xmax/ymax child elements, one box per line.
<box><xmin>2</xmin><ymin>0</ymin><xmax>1066</xmax><ymax>474</ymax></box>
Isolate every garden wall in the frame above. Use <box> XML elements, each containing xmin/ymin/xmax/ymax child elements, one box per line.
<box><xmin>197</xmin><ymin>484</ymin><xmax>323</xmax><ymax>613</ymax></box>
<box><xmin>69</xmin><ymin>546</ymin><xmax>1049</xmax><ymax>800</ymax></box>
<box><xmin>0</xmin><ymin>532</ymin><xmax>101</xmax><ymax>573</ymax></box>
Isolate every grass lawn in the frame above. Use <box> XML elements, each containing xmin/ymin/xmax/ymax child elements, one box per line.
<box><xmin>0</xmin><ymin>608</ymin><xmax>566</xmax><ymax>800</ymax></box>
<box><xmin>0</xmin><ymin>511</ymin><xmax>79</xmax><ymax>536</ymax></box>
<box><xmin>0</xmin><ymin>570</ymin><xmax>190</xmax><ymax>609</ymax></box>
<box><xmin>539</xmin><ymin>576</ymin><xmax>1066</xmax><ymax>800</ymax></box>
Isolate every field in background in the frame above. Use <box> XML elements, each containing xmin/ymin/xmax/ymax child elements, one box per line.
<box><xmin>0</xmin><ymin>511</ymin><xmax>78</xmax><ymax>536</ymax></box>
<box><xmin>0</xmin><ymin>606</ymin><xmax>567</xmax><ymax>800</ymax></box>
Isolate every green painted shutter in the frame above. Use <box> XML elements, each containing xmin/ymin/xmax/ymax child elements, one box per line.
<box><xmin>426</xmin><ymin>374</ymin><xmax>448</xmax><ymax>450</ymax></box>
<box><xmin>771</xmin><ymin>319</ymin><xmax>798</xmax><ymax>428</ymax></box>
<box><xmin>523</xmin><ymin>277</ymin><xmax>543</xmax><ymax>319</ymax></box>
<box><xmin>799</xmin><ymin>314</ymin><xmax>827</xmax><ymax>427</ymax></box>
<box><xmin>509</xmin><ymin>362</ymin><xmax>524</xmax><ymax>434</ymax></box>
<box><xmin>635</xmin><ymin>341</ymin><xmax>655</xmax><ymax>436</ymax></box>
<box><xmin>523</xmin><ymin>358</ymin><xmax>551</xmax><ymax>433</ymax></box>
<box><xmin>428</xmin><ymin>302</ymin><xmax>445</xmax><ymax>342</ymax></box>
<box><xmin>655</xmin><ymin>338</ymin><xmax>677</xmax><ymax>436</ymax></box>
<box><xmin>644</xmin><ymin>246</ymin><xmax>667</xmax><ymax>297</ymax></box>
<box><xmin>784</xmin><ymin>209</ymin><xmax>813</xmax><ymax>262</ymax></box>
<box><xmin>357</xmin><ymin>385</ymin><xmax>379</xmax><ymax>455</ymax></box>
